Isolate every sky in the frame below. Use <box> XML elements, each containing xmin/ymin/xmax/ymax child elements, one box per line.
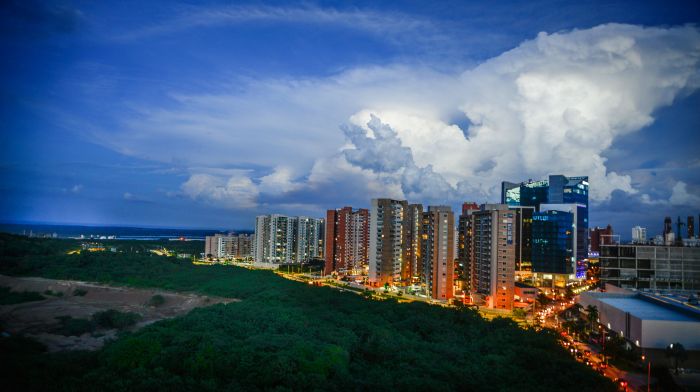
<box><xmin>1</xmin><ymin>0</ymin><xmax>699</xmax><ymax>238</ymax></box>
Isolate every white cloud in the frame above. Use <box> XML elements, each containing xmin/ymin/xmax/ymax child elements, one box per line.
<box><xmin>341</xmin><ymin>24</ymin><xmax>700</xmax><ymax>202</ymax></box>
<box><xmin>259</xmin><ymin>166</ymin><xmax>302</xmax><ymax>195</ymax></box>
<box><xmin>70</xmin><ymin>184</ymin><xmax>83</xmax><ymax>193</ymax></box>
<box><xmin>669</xmin><ymin>181</ymin><xmax>700</xmax><ymax>207</ymax></box>
<box><xmin>115</xmin><ymin>4</ymin><xmax>443</xmax><ymax>49</ymax></box>
<box><xmin>181</xmin><ymin>173</ymin><xmax>259</xmax><ymax>209</ymax></box>
<box><xmin>89</xmin><ymin>23</ymin><xmax>700</xmax><ymax>208</ymax></box>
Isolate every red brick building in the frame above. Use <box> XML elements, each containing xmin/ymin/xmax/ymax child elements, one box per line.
<box><xmin>324</xmin><ymin>207</ymin><xmax>369</xmax><ymax>275</ymax></box>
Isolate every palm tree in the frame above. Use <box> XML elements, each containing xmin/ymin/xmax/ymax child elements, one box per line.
<box><xmin>585</xmin><ymin>305</ymin><xmax>599</xmax><ymax>333</ymax></box>
<box><xmin>666</xmin><ymin>343</ymin><xmax>688</xmax><ymax>375</ymax></box>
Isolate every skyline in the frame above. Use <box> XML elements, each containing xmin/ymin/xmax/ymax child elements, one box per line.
<box><xmin>2</xmin><ymin>1</ymin><xmax>700</xmax><ymax>238</ymax></box>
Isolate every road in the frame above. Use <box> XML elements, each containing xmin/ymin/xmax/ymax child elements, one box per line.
<box><xmin>538</xmin><ymin>299</ymin><xmax>652</xmax><ymax>391</ymax></box>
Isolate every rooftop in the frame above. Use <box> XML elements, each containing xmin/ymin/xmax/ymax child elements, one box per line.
<box><xmin>598</xmin><ymin>296</ymin><xmax>700</xmax><ymax>322</ymax></box>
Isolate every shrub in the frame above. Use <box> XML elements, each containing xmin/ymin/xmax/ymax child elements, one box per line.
<box><xmin>73</xmin><ymin>288</ymin><xmax>88</xmax><ymax>297</ymax></box>
<box><xmin>43</xmin><ymin>290</ymin><xmax>64</xmax><ymax>297</ymax></box>
<box><xmin>147</xmin><ymin>294</ymin><xmax>165</xmax><ymax>307</ymax></box>
<box><xmin>54</xmin><ymin>316</ymin><xmax>96</xmax><ymax>336</ymax></box>
<box><xmin>91</xmin><ymin>309</ymin><xmax>142</xmax><ymax>329</ymax></box>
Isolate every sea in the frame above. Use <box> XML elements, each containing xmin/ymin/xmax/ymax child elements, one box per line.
<box><xmin>0</xmin><ymin>223</ymin><xmax>253</xmax><ymax>241</ymax></box>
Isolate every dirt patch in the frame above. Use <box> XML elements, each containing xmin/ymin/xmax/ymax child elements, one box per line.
<box><xmin>0</xmin><ymin>275</ymin><xmax>239</xmax><ymax>352</ymax></box>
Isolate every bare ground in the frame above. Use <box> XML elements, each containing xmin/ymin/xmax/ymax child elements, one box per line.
<box><xmin>0</xmin><ymin>274</ymin><xmax>239</xmax><ymax>352</ymax></box>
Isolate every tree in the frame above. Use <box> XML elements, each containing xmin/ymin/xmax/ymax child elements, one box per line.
<box><xmin>585</xmin><ymin>305</ymin><xmax>599</xmax><ymax>333</ymax></box>
<box><xmin>536</xmin><ymin>293</ymin><xmax>552</xmax><ymax>308</ymax></box>
<box><xmin>666</xmin><ymin>343</ymin><xmax>688</xmax><ymax>375</ymax></box>
<box><xmin>564</xmin><ymin>286</ymin><xmax>575</xmax><ymax>301</ymax></box>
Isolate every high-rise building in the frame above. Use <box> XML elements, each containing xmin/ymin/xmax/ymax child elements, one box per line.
<box><xmin>457</xmin><ymin>203</ymin><xmax>480</xmax><ymax>293</ymax></box>
<box><xmin>689</xmin><ymin>216</ymin><xmax>695</xmax><ymax>239</ymax></box>
<box><xmin>368</xmin><ymin>198</ymin><xmax>408</xmax><ymax>286</ymax></box>
<box><xmin>531</xmin><ymin>207</ymin><xmax>576</xmax><ymax>286</ymax></box>
<box><xmin>664</xmin><ymin>216</ymin><xmax>674</xmax><ymax>245</ymax></box>
<box><xmin>324</xmin><ymin>207</ymin><xmax>369</xmax><ymax>275</ymax></box>
<box><xmin>590</xmin><ymin>225</ymin><xmax>614</xmax><ymax>252</ymax></box>
<box><xmin>471</xmin><ymin>204</ymin><xmax>516</xmax><ymax>310</ymax></box>
<box><xmin>204</xmin><ymin>233</ymin><xmax>255</xmax><ymax>259</ymax></box>
<box><xmin>509</xmin><ymin>206</ymin><xmax>534</xmax><ymax>273</ymax></box>
<box><xmin>254</xmin><ymin>215</ymin><xmax>323</xmax><ymax>263</ymax></box>
<box><xmin>502</xmin><ymin>175</ymin><xmax>589</xmax><ymax>283</ymax></box>
<box><xmin>402</xmin><ymin>204</ymin><xmax>423</xmax><ymax>283</ymax></box>
<box><xmin>631</xmin><ymin>226</ymin><xmax>647</xmax><ymax>244</ymax></box>
<box><xmin>421</xmin><ymin>206</ymin><xmax>455</xmax><ymax>300</ymax></box>
<box><xmin>296</xmin><ymin>216</ymin><xmax>324</xmax><ymax>263</ymax></box>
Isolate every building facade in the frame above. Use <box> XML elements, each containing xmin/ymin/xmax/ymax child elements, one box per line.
<box><xmin>689</xmin><ymin>216</ymin><xmax>696</xmax><ymax>239</ymax></box>
<box><xmin>204</xmin><ymin>233</ymin><xmax>254</xmax><ymax>259</ymax></box>
<box><xmin>324</xmin><ymin>207</ymin><xmax>369</xmax><ymax>275</ymax></box>
<box><xmin>402</xmin><ymin>204</ymin><xmax>423</xmax><ymax>283</ymax></box>
<box><xmin>590</xmin><ymin>225</ymin><xmax>614</xmax><ymax>252</ymax></box>
<box><xmin>368</xmin><ymin>198</ymin><xmax>408</xmax><ymax>286</ymax></box>
<box><xmin>457</xmin><ymin>203</ymin><xmax>479</xmax><ymax>294</ymax></box>
<box><xmin>600</xmin><ymin>244</ymin><xmax>700</xmax><ymax>291</ymax></box>
<box><xmin>421</xmin><ymin>206</ymin><xmax>455</xmax><ymax>300</ymax></box>
<box><xmin>502</xmin><ymin>175</ymin><xmax>589</xmax><ymax>284</ymax></box>
<box><xmin>471</xmin><ymin>204</ymin><xmax>516</xmax><ymax>310</ymax></box>
<box><xmin>632</xmin><ymin>226</ymin><xmax>647</xmax><ymax>244</ymax></box>
<box><xmin>254</xmin><ymin>214</ymin><xmax>324</xmax><ymax>263</ymax></box>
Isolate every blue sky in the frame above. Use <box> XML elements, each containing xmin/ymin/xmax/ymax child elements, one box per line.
<box><xmin>1</xmin><ymin>0</ymin><xmax>699</xmax><ymax>238</ymax></box>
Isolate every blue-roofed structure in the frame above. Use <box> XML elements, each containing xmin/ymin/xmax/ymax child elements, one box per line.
<box><xmin>580</xmin><ymin>289</ymin><xmax>700</xmax><ymax>352</ymax></box>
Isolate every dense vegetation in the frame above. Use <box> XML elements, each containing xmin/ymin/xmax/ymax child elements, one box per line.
<box><xmin>0</xmin><ymin>233</ymin><xmax>615</xmax><ymax>391</ymax></box>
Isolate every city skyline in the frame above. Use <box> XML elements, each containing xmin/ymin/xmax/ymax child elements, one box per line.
<box><xmin>2</xmin><ymin>1</ymin><xmax>700</xmax><ymax>238</ymax></box>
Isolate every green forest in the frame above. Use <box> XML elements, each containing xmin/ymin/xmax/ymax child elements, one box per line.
<box><xmin>0</xmin><ymin>233</ymin><xmax>615</xmax><ymax>391</ymax></box>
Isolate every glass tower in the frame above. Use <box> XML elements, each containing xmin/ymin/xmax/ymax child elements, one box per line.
<box><xmin>501</xmin><ymin>175</ymin><xmax>589</xmax><ymax>280</ymax></box>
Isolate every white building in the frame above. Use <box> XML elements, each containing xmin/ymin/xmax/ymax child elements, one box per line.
<box><xmin>253</xmin><ymin>214</ymin><xmax>324</xmax><ymax>264</ymax></box>
<box><xmin>631</xmin><ymin>226</ymin><xmax>647</xmax><ymax>244</ymax></box>
<box><xmin>579</xmin><ymin>290</ymin><xmax>700</xmax><ymax>358</ymax></box>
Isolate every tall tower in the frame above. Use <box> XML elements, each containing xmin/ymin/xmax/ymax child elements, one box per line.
<box><xmin>422</xmin><ymin>206</ymin><xmax>455</xmax><ymax>300</ymax></box>
<box><xmin>325</xmin><ymin>207</ymin><xmax>369</xmax><ymax>275</ymax></box>
<box><xmin>471</xmin><ymin>204</ymin><xmax>515</xmax><ymax>310</ymax></box>
<box><xmin>688</xmin><ymin>216</ymin><xmax>695</xmax><ymax>239</ymax></box>
<box><xmin>402</xmin><ymin>204</ymin><xmax>424</xmax><ymax>283</ymax></box>
<box><xmin>369</xmin><ymin>199</ymin><xmax>408</xmax><ymax>286</ymax></box>
<box><xmin>457</xmin><ymin>202</ymin><xmax>480</xmax><ymax>294</ymax></box>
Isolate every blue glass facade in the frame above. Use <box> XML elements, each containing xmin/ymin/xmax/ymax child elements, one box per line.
<box><xmin>501</xmin><ymin>175</ymin><xmax>589</xmax><ymax>278</ymax></box>
<box><xmin>531</xmin><ymin>210</ymin><xmax>574</xmax><ymax>275</ymax></box>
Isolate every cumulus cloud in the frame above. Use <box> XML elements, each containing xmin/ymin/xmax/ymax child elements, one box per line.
<box><xmin>340</xmin><ymin>115</ymin><xmax>456</xmax><ymax>203</ymax></box>
<box><xmin>348</xmin><ymin>24</ymin><xmax>700</xmax><ymax>203</ymax></box>
<box><xmin>89</xmin><ymin>23</ymin><xmax>700</xmax><ymax>209</ymax></box>
<box><xmin>669</xmin><ymin>181</ymin><xmax>700</xmax><ymax>206</ymax></box>
<box><xmin>181</xmin><ymin>173</ymin><xmax>259</xmax><ymax>209</ymax></box>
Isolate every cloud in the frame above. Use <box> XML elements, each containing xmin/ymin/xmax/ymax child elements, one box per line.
<box><xmin>669</xmin><ymin>181</ymin><xmax>700</xmax><ymax>206</ymax></box>
<box><xmin>114</xmin><ymin>4</ymin><xmax>443</xmax><ymax>48</ymax></box>
<box><xmin>181</xmin><ymin>173</ymin><xmax>259</xmax><ymax>209</ymax></box>
<box><xmin>70</xmin><ymin>184</ymin><xmax>83</xmax><ymax>193</ymax></box>
<box><xmin>259</xmin><ymin>166</ymin><xmax>302</xmax><ymax>195</ymax></box>
<box><xmin>85</xmin><ymin>23</ymin><xmax>700</xmax><ymax>209</ymax></box>
<box><xmin>370</xmin><ymin>23</ymin><xmax>700</xmax><ymax>203</ymax></box>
